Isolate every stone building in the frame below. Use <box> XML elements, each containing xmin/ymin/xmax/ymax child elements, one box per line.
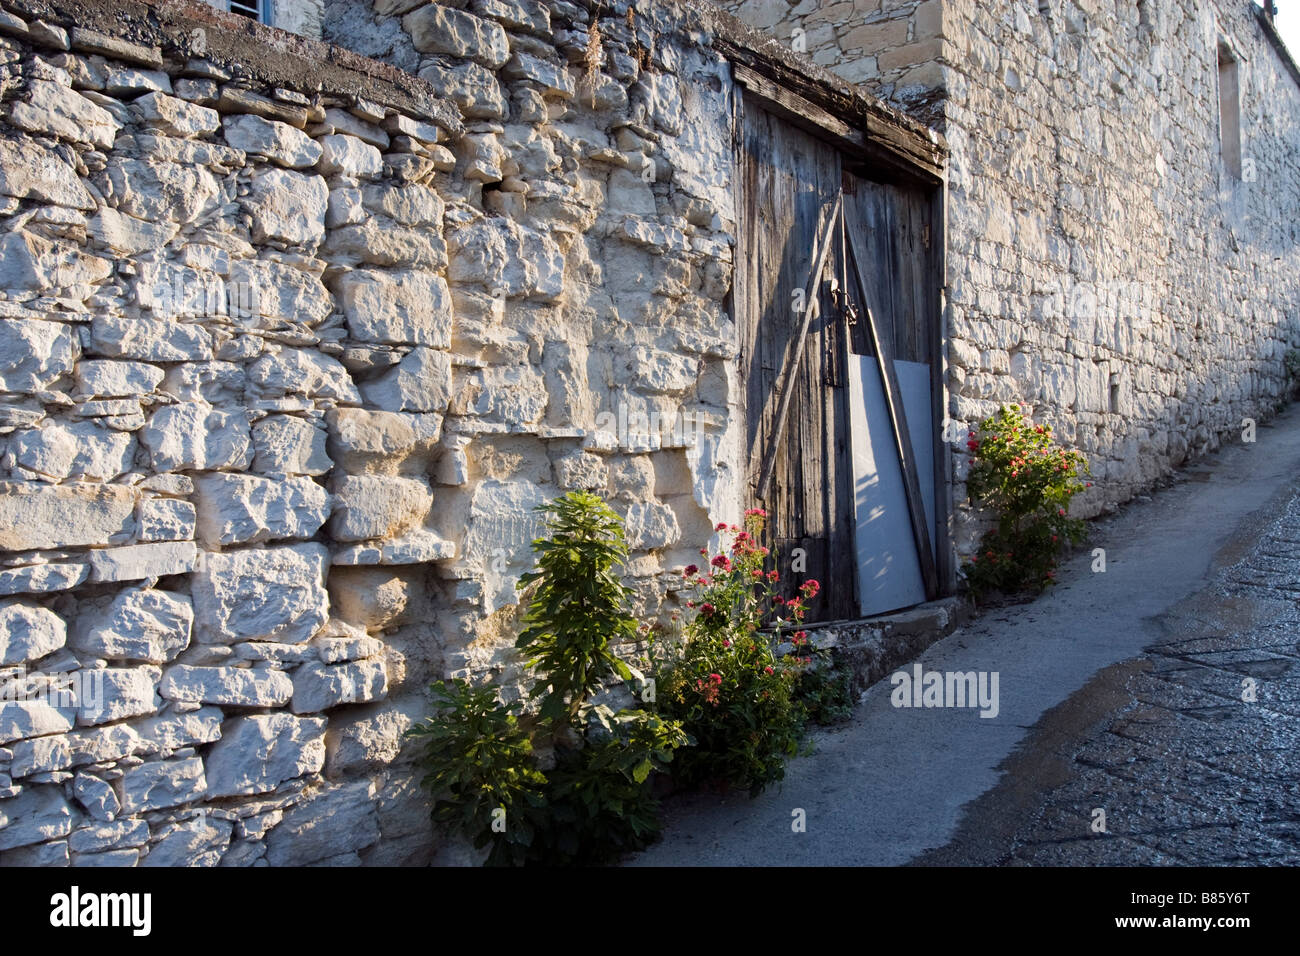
<box><xmin>0</xmin><ymin>0</ymin><xmax>946</xmax><ymax>865</ymax></box>
<box><xmin>0</xmin><ymin>0</ymin><xmax>1294</xmax><ymax>867</ymax></box>
<box><xmin>719</xmin><ymin>0</ymin><xmax>1300</xmax><ymax>540</ymax></box>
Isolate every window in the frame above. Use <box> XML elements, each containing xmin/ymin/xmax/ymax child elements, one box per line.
<box><xmin>1218</xmin><ymin>43</ymin><xmax>1242</xmax><ymax>179</ymax></box>
<box><xmin>208</xmin><ymin>0</ymin><xmax>272</xmax><ymax>26</ymax></box>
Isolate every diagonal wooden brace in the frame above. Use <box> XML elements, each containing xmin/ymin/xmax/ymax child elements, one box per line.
<box><xmin>755</xmin><ymin>191</ymin><xmax>843</xmax><ymax>502</ymax></box>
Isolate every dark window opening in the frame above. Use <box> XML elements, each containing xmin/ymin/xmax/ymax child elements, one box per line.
<box><xmin>228</xmin><ymin>0</ymin><xmax>268</xmax><ymax>24</ymax></box>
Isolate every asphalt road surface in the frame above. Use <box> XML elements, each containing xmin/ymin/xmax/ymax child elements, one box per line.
<box><xmin>631</xmin><ymin>404</ymin><xmax>1300</xmax><ymax>866</ymax></box>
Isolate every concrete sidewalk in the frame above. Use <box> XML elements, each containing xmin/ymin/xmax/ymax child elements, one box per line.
<box><xmin>630</xmin><ymin>405</ymin><xmax>1300</xmax><ymax>866</ymax></box>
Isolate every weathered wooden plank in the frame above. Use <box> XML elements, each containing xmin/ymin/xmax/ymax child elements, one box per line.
<box><xmin>846</xmin><ymin>208</ymin><xmax>939</xmax><ymax>601</ymax></box>
<box><xmin>755</xmin><ymin>192</ymin><xmax>842</xmax><ymax>502</ymax></box>
<box><xmin>724</xmin><ymin>53</ymin><xmax>946</xmax><ymax>186</ymax></box>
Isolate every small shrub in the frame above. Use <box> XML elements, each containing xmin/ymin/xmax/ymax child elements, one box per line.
<box><xmin>406</xmin><ymin>679</ymin><xmax>546</xmax><ymax>867</ymax></box>
<box><xmin>538</xmin><ymin>705</ymin><xmax>688</xmax><ymax>864</ymax></box>
<box><xmin>515</xmin><ymin>492</ymin><xmax>640</xmax><ymax>722</ymax></box>
<box><xmin>408</xmin><ymin>491</ymin><xmax>687</xmax><ymax>866</ymax></box>
<box><xmin>962</xmin><ymin>404</ymin><xmax>1090</xmax><ymax>599</ymax></box>
<box><xmin>1285</xmin><ymin>348</ymin><xmax>1300</xmax><ymax>394</ymax></box>
<box><xmin>656</xmin><ymin>509</ymin><xmax>819</xmax><ymax>795</ymax></box>
<box><xmin>794</xmin><ymin>657</ymin><xmax>856</xmax><ymax>726</ymax></box>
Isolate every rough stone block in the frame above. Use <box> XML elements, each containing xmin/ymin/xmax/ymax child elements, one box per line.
<box><xmin>191</xmin><ymin>544</ymin><xmax>330</xmax><ymax>645</ymax></box>
<box><xmin>0</xmin><ymin>483</ymin><xmax>136</xmax><ymax>551</ymax></box>
<box><xmin>228</xmin><ymin>258</ymin><xmax>334</xmax><ymax>327</ymax></box>
<box><xmin>328</xmin><ymin>566</ymin><xmax>416</xmax><ymax>629</ymax></box>
<box><xmin>140</xmin><ymin>818</ymin><xmax>232</xmax><ymax>867</ymax></box>
<box><xmin>242</xmin><ymin>168</ymin><xmax>328</xmax><ymax>246</ymax></box>
<box><xmin>72</xmin><ymin>587</ymin><xmax>192</xmax><ymax>663</ymax></box>
<box><xmin>291</xmin><ymin>658</ymin><xmax>388</xmax><ymax>714</ymax></box>
<box><xmin>158</xmin><ymin>664</ymin><xmax>293</xmax><ymax>707</ymax></box>
<box><xmin>0</xmin><ymin>600</ymin><xmax>66</xmax><ymax>666</ymax></box>
<box><xmin>0</xmin><ymin>319</ymin><xmax>78</xmax><ymax>393</ymax></box>
<box><xmin>74</xmin><ymin>359</ymin><xmax>165</xmax><ymax>398</ymax></box>
<box><xmin>248</xmin><ymin>349</ymin><xmax>360</xmax><ymax>403</ymax></box>
<box><xmin>0</xmin><ymin>700</ymin><xmax>76</xmax><ymax>746</ymax></box>
<box><xmin>338</xmin><ymin>269</ymin><xmax>453</xmax><ymax>348</ymax></box>
<box><xmin>91</xmin><ymin>314</ymin><xmax>213</xmax><ymax>362</ymax></box>
<box><xmin>252</xmin><ymin>415</ymin><xmax>332</xmax><ymax>476</ymax></box>
<box><xmin>194</xmin><ymin>473</ymin><xmax>330</xmax><ymax>547</ymax></box>
<box><xmin>76</xmin><ymin>666</ymin><xmax>160</xmax><ymax>726</ymax></box>
<box><xmin>264</xmin><ymin>779</ymin><xmax>380</xmax><ymax>866</ymax></box>
<box><xmin>316</xmin><ymin>134</ymin><xmax>383</xmax><ymax>178</ymax></box>
<box><xmin>204</xmin><ymin>713</ymin><xmax>326</xmax><ymax>797</ymax></box>
<box><xmin>359</xmin><ymin>347</ymin><xmax>452</xmax><ymax>413</ymax></box>
<box><xmin>403</xmin><ymin>5</ymin><xmax>509</xmax><ymax>68</ymax></box>
<box><xmin>360</xmin><ymin>183</ymin><xmax>443</xmax><ymax>225</ymax></box>
<box><xmin>11</xmin><ymin>421</ymin><xmax>135</xmax><ymax>482</ymax></box>
<box><xmin>140</xmin><ymin>402</ymin><xmax>251</xmax><ymax>472</ymax></box>
<box><xmin>71</xmin><ymin>773</ymin><xmax>122</xmax><ymax>823</ymax></box>
<box><xmin>0</xmin><ymin>138</ymin><xmax>94</xmax><ymax>209</ymax></box>
<box><xmin>87</xmin><ymin>542</ymin><xmax>198</xmax><ymax>583</ymax></box>
<box><xmin>0</xmin><ymin>785</ymin><xmax>76</xmax><ymax>850</ymax></box>
<box><xmin>104</xmin><ymin>157</ymin><xmax>220</xmax><ymax>225</ymax></box>
<box><xmin>118</xmin><ymin>757</ymin><xmax>206</xmax><ymax>814</ymax></box>
<box><xmin>222</xmin><ymin>113</ymin><xmax>321</xmax><ymax>168</ymax></box>
<box><xmin>137</xmin><ymin>498</ymin><xmax>197</xmax><ymax>543</ymax></box>
<box><xmin>68</xmin><ymin>817</ymin><xmax>148</xmax><ymax>852</ymax></box>
<box><xmin>10</xmin><ymin>79</ymin><xmax>120</xmax><ymax>149</ymax></box>
<box><xmin>134</xmin><ymin>91</ymin><xmax>220</xmax><ymax>136</ymax></box>
<box><xmin>329</xmin><ymin>474</ymin><xmax>432</xmax><ymax>542</ymax></box>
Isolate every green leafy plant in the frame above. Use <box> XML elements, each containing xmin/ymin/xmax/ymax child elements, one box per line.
<box><xmin>406</xmin><ymin>680</ymin><xmax>546</xmax><ymax>867</ymax></box>
<box><xmin>656</xmin><ymin>509</ymin><xmax>818</xmax><ymax>794</ymax></box>
<box><xmin>793</xmin><ymin>656</ymin><xmax>855</xmax><ymax>726</ymax></box>
<box><xmin>538</xmin><ymin>705</ymin><xmax>687</xmax><ymax>864</ymax></box>
<box><xmin>962</xmin><ymin>404</ymin><xmax>1091</xmax><ymax>599</ymax></box>
<box><xmin>516</xmin><ymin>493</ymin><xmax>639</xmax><ymax>722</ymax></box>
<box><xmin>1285</xmin><ymin>348</ymin><xmax>1300</xmax><ymax>395</ymax></box>
<box><xmin>408</xmin><ymin>491</ymin><xmax>687</xmax><ymax>866</ymax></box>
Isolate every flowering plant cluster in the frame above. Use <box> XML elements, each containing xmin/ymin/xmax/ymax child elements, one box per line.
<box><xmin>962</xmin><ymin>404</ymin><xmax>1091</xmax><ymax>598</ymax></box>
<box><xmin>656</xmin><ymin>509</ymin><xmax>819</xmax><ymax>794</ymax></box>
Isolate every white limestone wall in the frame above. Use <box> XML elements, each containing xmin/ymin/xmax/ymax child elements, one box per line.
<box><xmin>0</xmin><ymin>0</ymin><xmax>742</xmax><ymax>866</ymax></box>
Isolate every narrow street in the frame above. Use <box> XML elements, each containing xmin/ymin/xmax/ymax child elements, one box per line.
<box><xmin>632</xmin><ymin>404</ymin><xmax>1300</xmax><ymax>866</ymax></box>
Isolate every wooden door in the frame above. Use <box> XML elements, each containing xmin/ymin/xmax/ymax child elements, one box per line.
<box><xmin>735</xmin><ymin>99</ymin><xmax>857</xmax><ymax>622</ymax></box>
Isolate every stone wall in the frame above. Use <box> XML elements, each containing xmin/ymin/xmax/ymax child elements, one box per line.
<box><xmin>713</xmin><ymin>0</ymin><xmax>946</xmax><ymax>119</ymax></box>
<box><xmin>0</xmin><ymin>0</ymin><xmax>747</xmax><ymax>866</ymax></box>
<box><xmin>199</xmin><ymin>0</ymin><xmax>326</xmax><ymax>40</ymax></box>
<box><xmin>719</xmin><ymin>0</ymin><xmax>1300</xmax><ymax>549</ymax></box>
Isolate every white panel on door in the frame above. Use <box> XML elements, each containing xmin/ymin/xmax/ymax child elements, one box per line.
<box><xmin>848</xmin><ymin>356</ymin><xmax>935</xmax><ymax>617</ymax></box>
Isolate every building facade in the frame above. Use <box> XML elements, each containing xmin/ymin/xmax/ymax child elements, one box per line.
<box><xmin>720</xmin><ymin>0</ymin><xmax>1300</xmax><ymax>549</ymax></box>
<box><xmin>0</xmin><ymin>0</ymin><xmax>947</xmax><ymax>865</ymax></box>
<box><xmin>0</xmin><ymin>0</ymin><xmax>1296</xmax><ymax>867</ymax></box>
